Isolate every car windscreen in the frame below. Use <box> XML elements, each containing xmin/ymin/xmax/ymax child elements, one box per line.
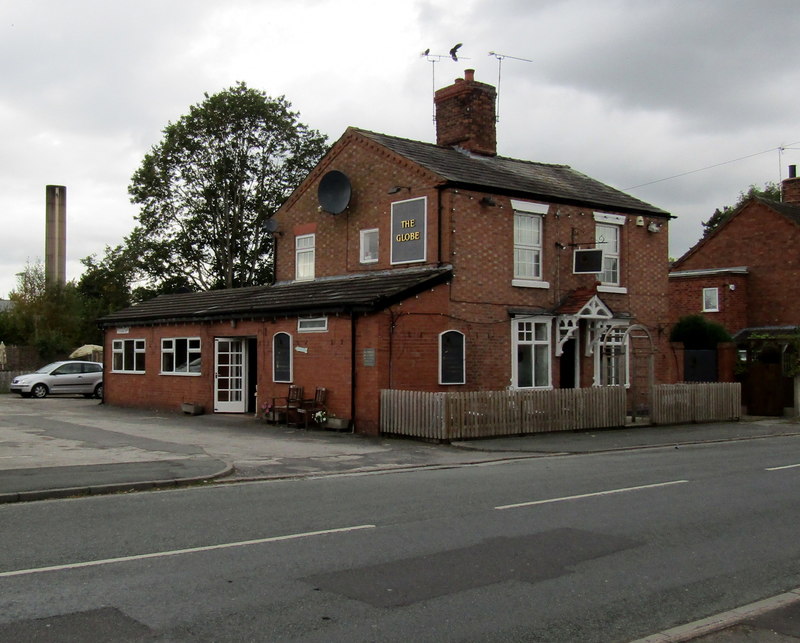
<box><xmin>36</xmin><ymin>362</ymin><xmax>61</xmax><ymax>373</ymax></box>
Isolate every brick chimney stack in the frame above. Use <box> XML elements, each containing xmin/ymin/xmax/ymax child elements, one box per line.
<box><xmin>782</xmin><ymin>165</ymin><xmax>800</xmax><ymax>204</ymax></box>
<box><xmin>434</xmin><ymin>69</ymin><xmax>497</xmax><ymax>156</ymax></box>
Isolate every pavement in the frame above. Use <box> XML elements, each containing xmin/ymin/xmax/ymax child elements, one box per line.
<box><xmin>1</xmin><ymin>393</ymin><xmax>800</xmax><ymax>640</ymax></box>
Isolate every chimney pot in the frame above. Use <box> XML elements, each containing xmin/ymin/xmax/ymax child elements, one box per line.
<box><xmin>790</xmin><ymin>164</ymin><xmax>797</xmax><ymax>179</ymax></box>
<box><xmin>464</xmin><ymin>69</ymin><xmax>475</xmax><ymax>82</ymax></box>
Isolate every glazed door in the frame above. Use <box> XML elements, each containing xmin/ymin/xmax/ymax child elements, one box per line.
<box><xmin>214</xmin><ymin>338</ymin><xmax>246</xmax><ymax>413</ymax></box>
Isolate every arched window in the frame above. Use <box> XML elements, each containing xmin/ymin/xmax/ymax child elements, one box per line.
<box><xmin>273</xmin><ymin>332</ymin><xmax>292</xmax><ymax>383</ymax></box>
<box><xmin>439</xmin><ymin>330</ymin><xmax>465</xmax><ymax>385</ymax></box>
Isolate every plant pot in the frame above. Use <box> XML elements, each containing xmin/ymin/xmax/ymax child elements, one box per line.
<box><xmin>181</xmin><ymin>403</ymin><xmax>204</xmax><ymax>416</ymax></box>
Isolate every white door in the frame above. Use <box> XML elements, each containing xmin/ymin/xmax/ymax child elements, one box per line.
<box><xmin>214</xmin><ymin>338</ymin><xmax>246</xmax><ymax>413</ymax></box>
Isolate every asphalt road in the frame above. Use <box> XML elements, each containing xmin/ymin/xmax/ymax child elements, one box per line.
<box><xmin>1</xmin><ymin>434</ymin><xmax>799</xmax><ymax>641</ymax></box>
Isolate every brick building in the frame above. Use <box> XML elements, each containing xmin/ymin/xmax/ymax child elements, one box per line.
<box><xmin>101</xmin><ymin>70</ymin><xmax>672</xmax><ymax>433</ymax></box>
<box><xmin>668</xmin><ymin>168</ymin><xmax>800</xmax><ymax>414</ymax></box>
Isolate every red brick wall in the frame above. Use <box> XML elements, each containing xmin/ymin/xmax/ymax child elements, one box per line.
<box><xmin>275</xmin><ymin>132</ymin><xmax>442</xmax><ymax>282</ymax></box>
<box><xmin>672</xmin><ymin>201</ymin><xmax>800</xmax><ymax>330</ymax></box>
<box><xmin>668</xmin><ymin>273</ymin><xmax>748</xmax><ymax>336</ymax></box>
<box><xmin>105</xmin><ymin>129</ymin><xmax>673</xmax><ymax>429</ymax></box>
<box><xmin>103</xmin><ymin>318</ymin><xmax>357</xmax><ymax>423</ymax></box>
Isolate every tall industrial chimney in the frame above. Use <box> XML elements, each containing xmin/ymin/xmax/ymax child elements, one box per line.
<box><xmin>45</xmin><ymin>185</ymin><xmax>66</xmax><ymax>288</ymax></box>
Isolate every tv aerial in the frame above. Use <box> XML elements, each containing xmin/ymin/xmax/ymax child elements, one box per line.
<box><xmin>488</xmin><ymin>51</ymin><xmax>533</xmax><ymax>121</ymax></box>
<box><xmin>421</xmin><ymin>44</ymin><xmax>470</xmax><ymax>123</ymax></box>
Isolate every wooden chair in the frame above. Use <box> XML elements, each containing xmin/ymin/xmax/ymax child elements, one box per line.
<box><xmin>295</xmin><ymin>387</ymin><xmax>327</xmax><ymax>428</ymax></box>
<box><xmin>271</xmin><ymin>385</ymin><xmax>303</xmax><ymax>425</ymax></box>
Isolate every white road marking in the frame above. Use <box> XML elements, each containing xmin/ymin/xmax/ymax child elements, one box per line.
<box><xmin>0</xmin><ymin>524</ymin><xmax>376</xmax><ymax>579</ymax></box>
<box><xmin>766</xmin><ymin>463</ymin><xmax>800</xmax><ymax>471</ymax></box>
<box><xmin>494</xmin><ymin>480</ymin><xmax>690</xmax><ymax>510</ymax></box>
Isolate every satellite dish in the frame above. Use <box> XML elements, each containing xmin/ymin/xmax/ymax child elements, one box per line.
<box><xmin>262</xmin><ymin>218</ymin><xmax>278</xmax><ymax>233</ymax></box>
<box><xmin>318</xmin><ymin>170</ymin><xmax>351</xmax><ymax>214</ymax></box>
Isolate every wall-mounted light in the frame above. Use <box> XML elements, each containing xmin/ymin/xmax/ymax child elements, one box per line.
<box><xmin>480</xmin><ymin>196</ymin><xmax>497</xmax><ymax>207</ymax></box>
<box><xmin>387</xmin><ymin>185</ymin><xmax>410</xmax><ymax>195</ymax></box>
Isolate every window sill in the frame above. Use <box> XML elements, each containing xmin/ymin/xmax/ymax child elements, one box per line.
<box><xmin>597</xmin><ymin>285</ymin><xmax>627</xmax><ymax>294</ymax></box>
<box><xmin>512</xmin><ymin>279</ymin><xmax>550</xmax><ymax>289</ymax></box>
<box><xmin>160</xmin><ymin>372</ymin><xmax>202</xmax><ymax>376</ymax></box>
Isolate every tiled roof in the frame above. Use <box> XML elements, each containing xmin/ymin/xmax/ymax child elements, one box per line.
<box><xmin>762</xmin><ymin>197</ymin><xmax>800</xmax><ymax>225</ymax></box>
<box><xmin>99</xmin><ymin>266</ymin><xmax>452</xmax><ymax>326</ymax></box>
<box><xmin>356</xmin><ymin>129</ymin><xmax>669</xmax><ymax>218</ymax></box>
<box><xmin>554</xmin><ymin>287</ymin><xmax>600</xmax><ymax>315</ymax></box>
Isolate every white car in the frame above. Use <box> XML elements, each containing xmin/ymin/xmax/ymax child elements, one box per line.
<box><xmin>10</xmin><ymin>361</ymin><xmax>104</xmax><ymax>399</ymax></box>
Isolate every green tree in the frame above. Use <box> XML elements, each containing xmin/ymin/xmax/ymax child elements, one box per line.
<box><xmin>128</xmin><ymin>82</ymin><xmax>328</xmax><ymax>291</ymax></box>
<box><xmin>7</xmin><ymin>261</ymin><xmax>90</xmax><ymax>359</ymax></box>
<box><xmin>702</xmin><ymin>181</ymin><xmax>781</xmax><ymax>237</ymax></box>
<box><xmin>77</xmin><ymin>244</ymin><xmax>140</xmax><ymax>341</ymax></box>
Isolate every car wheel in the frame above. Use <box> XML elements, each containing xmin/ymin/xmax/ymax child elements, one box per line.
<box><xmin>94</xmin><ymin>383</ymin><xmax>103</xmax><ymax>400</ymax></box>
<box><xmin>31</xmin><ymin>384</ymin><xmax>48</xmax><ymax>399</ymax></box>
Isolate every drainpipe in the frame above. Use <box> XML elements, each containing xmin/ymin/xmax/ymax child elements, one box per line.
<box><xmin>350</xmin><ymin>311</ymin><xmax>357</xmax><ymax>431</ymax></box>
<box><xmin>271</xmin><ymin>233</ymin><xmax>278</xmax><ymax>285</ymax></box>
<box><xmin>437</xmin><ymin>185</ymin><xmax>443</xmax><ymax>265</ymax></box>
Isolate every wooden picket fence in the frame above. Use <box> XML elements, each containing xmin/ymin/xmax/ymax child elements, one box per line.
<box><xmin>651</xmin><ymin>382</ymin><xmax>740</xmax><ymax>425</ymax></box>
<box><xmin>0</xmin><ymin>371</ymin><xmax>25</xmax><ymax>394</ymax></box>
<box><xmin>380</xmin><ymin>387</ymin><xmax>626</xmax><ymax>440</ymax></box>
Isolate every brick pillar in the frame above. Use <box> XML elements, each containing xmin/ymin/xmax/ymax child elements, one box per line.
<box><xmin>717</xmin><ymin>342</ymin><xmax>737</xmax><ymax>382</ymax></box>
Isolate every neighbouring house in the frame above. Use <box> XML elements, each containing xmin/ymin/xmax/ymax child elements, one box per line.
<box><xmin>668</xmin><ymin>167</ymin><xmax>800</xmax><ymax>415</ymax></box>
<box><xmin>100</xmin><ymin>70</ymin><xmax>672</xmax><ymax>434</ymax></box>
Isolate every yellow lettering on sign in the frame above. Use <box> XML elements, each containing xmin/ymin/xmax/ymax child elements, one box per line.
<box><xmin>401</xmin><ymin>219</ymin><xmax>416</xmax><ymax>228</ymax></box>
<box><xmin>395</xmin><ymin>231</ymin><xmax>421</xmax><ymax>242</ymax></box>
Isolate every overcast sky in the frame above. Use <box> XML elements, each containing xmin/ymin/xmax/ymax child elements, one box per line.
<box><xmin>1</xmin><ymin>0</ymin><xmax>798</xmax><ymax>299</ymax></box>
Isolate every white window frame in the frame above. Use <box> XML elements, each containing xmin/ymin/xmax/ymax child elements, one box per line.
<box><xmin>295</xmin><ymin>233</ymin><xmax>315</xmax><ymax>281</ymax></box>
<box><xmin>273</xmin><ymin>332</ymin><xmax>293</xmax><ymax>383</ymax></box>
<box><xmin>297</xmin><ymin>317</ymin><xmax>328</xmax><ymax>333</ymax></box>
<box><xmin>360</xmin><ymin>228</ymin><xmax>379</xmax><ymax>264</ymax></box>
<box><xmin>439</xmin><ymin>330</ymin><xmax>465</xmax><ymax>385</ymax></box>
<box><xmin>511</xmin><ymin>317</ymin><xmax>552</xmax><ymax>389</ymax></box>
<box><xmin>112</xmin><ymin>338</ymin><xmax>146</xmax><ymax>373</ymax></box>
<box><xmin>703</xmin><ymin>287</ymin><xmax>720</xmax><ymax>312</ymax></box>
<box><xmin>513</xmin><ymin>212</ymin><xmax>544</xmax><ymax>285</ymax></box>
<box><xmin>161</xmin><ymin>337</ymin><xmax>202</xmax><ymax>375</ymax></box>
<box><xmin>595</xmin><ymin>222</ymin><xmax>621</xmax><ymax>288</ymax></box>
